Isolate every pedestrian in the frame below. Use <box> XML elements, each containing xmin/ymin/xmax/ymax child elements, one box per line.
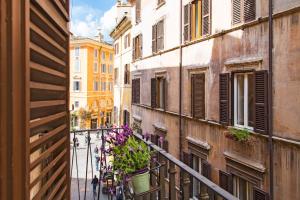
<box><xmin>91</xmin><ymin>175</ymin><xmax>99</xmax><ymax>196</ymax></box>
<box><xmin>94</xmin><ymin>145</ymin><xmax>99</xmax><ymax>154</ymax></box>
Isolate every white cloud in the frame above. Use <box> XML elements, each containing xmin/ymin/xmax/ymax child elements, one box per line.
<box><xmin>70</xmin><ymin>4</ymin><xmax>117</xmax><ymax>42</ymax></box>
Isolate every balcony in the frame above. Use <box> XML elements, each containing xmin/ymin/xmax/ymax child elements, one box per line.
<box><xmin>70</xmin><ymin>128</ymin><xmax>238</xmax><ymax>200</ymax></box>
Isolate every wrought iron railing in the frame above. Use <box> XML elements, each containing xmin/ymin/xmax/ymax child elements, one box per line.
<box><xmin>70</xmin><ymin>128</ymin><xmax>238</xmax><ymax>200</ymax></box>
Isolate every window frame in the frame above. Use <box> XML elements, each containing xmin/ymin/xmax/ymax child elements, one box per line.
<box><xmin>75</xmin><ymin>47</ymin><xmax>80</xmax><ymax>57</ymax></box>
<box><xmin>93</xmin><ymin>80</ymin><xmax>99</xmax><ymax>91</ymax></box>
<box><xmin>102</xmin><ymin>64</ymin><xmax>106</xmax><ymax>73</ymax></box>
<box><xmin>102</xmin><ymin>52</ymin><xmax>105</xmax><ymax>60</ymax></box>
<box><xmin>233</xmin><ymin>175</ymin><xmax>254</xmax><ymax>200</ymax></box>
<box><xmin>73</xmin><ymin>81</ymin><xmax>80</xmax><ymax>92</ymax></box>
<box><xmin>74</xmin><ymin>101</ymin><xmax>79</xmax><ymax>108</ymax></box>
<box><xmin>94</xmin><ymin>48</ymin><xmax>98</xmax><ymax>59</ymax></box>
<box><xmin>233</xmin><ymin>72</ymin><xmax>254</xmax><ymax>130</ymax></box>
<box><xmin>93</xmin><ymin>62</ymin><xmax>98</xmax><ymax>73</ymax></box>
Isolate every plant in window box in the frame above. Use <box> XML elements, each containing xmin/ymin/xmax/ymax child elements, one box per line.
<box><xmin>225</xmin><ymin>128</ymin><xmax>256</xmax><ymax>144</ymax></box>
<box><xmin>105</xmin><ymin>126</ymin><xmax>152</xmax><ymax>195</ymax></box>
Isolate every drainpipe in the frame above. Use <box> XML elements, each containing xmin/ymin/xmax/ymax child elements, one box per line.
<box><xmin>179</xmin><ymin>0</ymin><xmax>183</xmax><ymax>161</ymax></box>
<box><xmin>268</xmin><ymin>0</ymin><xmax>274</xmax><ymax>199</ymax></box>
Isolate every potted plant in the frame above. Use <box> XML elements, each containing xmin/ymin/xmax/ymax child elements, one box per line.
<box><xmin>225</xmin><ymin>127</ymin><xmax>256</xmax><ymax>145</ymax></box>
<box><xmin>105</xmin><ymin>126</ymin><xmax>152</xmax><ymax>194</ymax></box>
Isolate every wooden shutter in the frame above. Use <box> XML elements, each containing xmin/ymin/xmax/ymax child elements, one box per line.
<box><xmin>184</xmin><ymin>4</ymin><xmax>191</xmax><ymax>42</ymax></box>
<box><xmin>157</xmin><ymin>20</ymin><xmax>164</xmax><ymax>51</ymax></box>
<box><xmin>138</xmin><ymin>34</ymin><xmax>143</xmax><ymax>58</ymax></box>
<box><xmin>132</xmin><ymin>79</ymin><xmax>135</xmax><ymax>103</ymax></box>
<box><xmin>232</xmin><ymin>0</ymin><xmax>242</xmax><ymax>24</ymax></box>
<box><xmin>152</xmin><ymin>24</ymin><xmax>157</xmax><ymax>53</ymax></box>
<box><xmin>253</xmin><ymin>187</ymin><xmax>269</xmax><ymax>200</ymax></box>
<box><xmin>136</xmin><ymin>0</ymin><xmax>141</xmax><ymax>23</ymax></box>
<box><xmin>244</xmin><ymin>0</ymin><xmax>256</xmax><ymax>22</ymax></box>
<box><xmin>132</xmin><ymin>38</ymin><xmax>136</xmax><ymax>60</ymax></box>
<box><xmin>254</xmin><ymin>70</ymin><xmax>268</xmax><ymax>134</ymax></box>
<box><xmin>219</xmin><ymin>73</ymin><xmax>230</xmax><ymax>125</ymax></box>
<box><xmin>183</xmin><ymin>152</ymin><xmax>191</xmax><ymax>165</ymax></box>
<box><xmin>163</xmin><ymin>140</ymin><xmax>169</xmax><ymax>152</ymax></box>
<box><xmin>202</xmin><ymin>0</ymin><xmax>210</xmax><ymax>35</ymax></box>
<box><xmin>192</xmin><ymin>74</ymin><xmax>205</xmax><ymax>119</ymax></box>
<box><xmin>136</xmin><ymin>78</ymin><xmax>140</xmax><ymax>104</ymax></box>
<box><xmin>201</xmin><ymin>161</ymin><xmax>211</xmax><ymax>179</ymax></box>
<box><xmin>163</xmin><ymin>78</ymin><xmax>167</xmax><ymax>110</ymax></box>
<box><xmin>151</xmin><ymin>78</ymin><xmax>157</xmax><ymax>108</ymax></box>
<box><xmin>151</xmin><ymin>134</ymin><xmax>158</xmax><ymax>145</ymax></box>
<box><xmin>219</xmin><ymin>170</ymin><xmax>233</xmax><ymax>193</ymax></box>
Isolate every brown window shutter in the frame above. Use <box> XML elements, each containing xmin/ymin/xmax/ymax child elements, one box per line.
<box><xmin>150</xmin><ymin>134</ymin><xmax>158</xmax><ymax>144</ymax></box>
<box><xmin>253</xmin><ymin>187</ymin><xmax>269</xmax><ymax>200</ymax></box>
<box><xmin>219</xmin><ymin>73</ymin><xmax>230</xmax><ymax>125</ymax></box>
<box><xmin>201</xmin><ymin>161</ymin><xmax>211</xmax><ymax>180</ymax></box>
<box><xmin>132</xmin><ymin>38</ymin><xmax>136</xmax><ymax>60</ymax></box>
<box><xmin>163</xmin><ymin>78</ymin><xmax>167</xmax><ymax>110</ymax></box>
<box><xmin>163</xmin><ymin>140</ymin><xmax>169</xmax><ymax>152</ymax></box>
<box><xmin>136</xmin><ymin>0</ymin><xmax>141</xmax><ymax>23</ymax></box>
<box><xmin>244</xmin><ymin>0</ymin><xmax>256</xmax><ymax>22</ymax></box>
<box><xmin>151</xmin><ymin>78</ymin><xmax>157</xmax><ymax>108</ymax></box>
<box><xmin>139</xmin><ymin>34</ymin><xmax>143</xmax><ymax>58</ymax></box>
<box><xmin>152</xmin><ymin>24</ymin><xmax>157</xmax><ymax>53</ymax></box>
<box><xmin>254</xmin><ymin>70</ymin><xmax>268</xmax><ymax>134</ymax></box>
<box><xmin>191</xmin><ymin>74</ymin><xmax>205</xmax><ymax>119</ymax></box>
<box><xmin>232</xmin><ymin>0</ymin><xmax>242</xmax><ymax>24</ymax></box>
<box><xmin>136</xmin><ymin>78</ymin><xmax>140</xmax><ymax>104</ymax></box>
<box><xmin>202</xmin><ymin>0</ymin><xmax>210</xmax><ymax>35</ymax></box>
<box><xmin>132</xmin><ymin>79</ymin><xmax>135</xmax><ymax>103</ymax></box>
<box><xmin>184</xmin><ymin>4</ymin><xmax>191</xmax><ymax>42</ymax></box>
<box><xmin>219</xmin><ymin>170</ymin><xmax>233</xmax><ymax>194</ymax></box>
<box><xmin>182</xmin><ymin>151</ymin><xmax>191</xmax><ymax>165</ymax></box>
<box><xmin>157</xmin><ymin>20</ymin><xmax>164</xmax><ymax>51</ymax></box>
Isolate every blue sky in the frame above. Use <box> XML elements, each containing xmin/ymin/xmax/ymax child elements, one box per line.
<box><xmin>70</xmin><ymin>0</ymin><xmax>118</xmax><ymax>42</ymax></box>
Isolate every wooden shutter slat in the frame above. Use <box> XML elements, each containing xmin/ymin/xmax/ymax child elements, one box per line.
<box><xmin>163</xmin><ymin>78</ymin><xmax>167</xmax><ymax>110</ymax></box>
<box><xmin>254</xmin><ymin>70</ymin><xmax>268</xmax><ymax>134</ymax></box>
<box><xmin>253</xmin><ymin>187</ymin><xmax>269</xmax><ymax>200</ymax></box>
<box><xmin>132</xmin><ymin>38</ymin><xmax>136</xmax><ymax>60</ymax></box>
<box><xmin>233</xmin><ymin>0</ymin><xmax>242</xmax><ymax>24</ymax></box>
<box><xmin>244</xmin><ymin>0</ymin><xmax>256</xmax><ymax>22</ymax></box>
<box><xmin>151</xmin><ymin>78</ymin><xmax>157</xmax><ymax>108</ymax></box>
<box><xmin>136</xmin><ymin>79</ymin><xmax>140</xmax><ymax>104</ymax></box>
<box><xmin>219</xmin><ymin>73</ymin><xmax>230</xmax><ymax>125</ymax></box>
<box><xmin>219</xmin><ymin>170</ymin><xmax>233</xmax><ymax>194</ymax></box>
<box><xmin>192</xmin><ymin>74</ymin><xmax>205</xmax><ymax>119</ymax></box>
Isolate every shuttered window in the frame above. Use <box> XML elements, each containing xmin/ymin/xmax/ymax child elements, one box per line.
<box><xmin>132</xmin><ymin>78</ymin><xmax>140</xmax><ymax>104</ymax></box>
<box><xmin>133</xmin><ymin>34</ymin><xmax>143</xmax><ymax>60</ymax></box>
<box><xmin>233</xmin><ymin>175</ymin><xmax>255</xmax><ymax>200</ymax></box>
<box><xmin>158</xmin><ymin>0</ymin><xmax>165</xmax><ymax>6</ymax></box>
<box><xmin>152</xmin><ymin>20</ymin><xmax>164</xmax><ymax>53</ymax></box>
<box><xmin>219</xmin><ymin>73</ymin><xmax>230</xmax><ymax>125</ymax></box>
<box><xmin>232</xmin><ymin>0</ymin><xmax>256</xmax><ymax>25</ymax></box>
<box><xmin>191</xmin><ymin>73</ymin><xmax>205</xmax><ymax>119</ymax></box>
<box><xmin>151</xmin><ymin>77</ymin><xmax>167</xmax><ymax>109</ymax></box>
<box><xmin>124</xmin><ymin>64</ymin><xmax>130</xmax><ymax>84</ymax></box>
<box><xmin>219</xmin><ymin>170</ymin><xmax>233</xmax><ymax>193</ymax></box>
<box><xmin>253</xmin><ymin>187</ymin><xmax>269</xmax><ymax>200</ymax></box>
<box><xmin>136</xmin><ymin>0</ymin><xmax>141</xmax><ymax>23</ymax></box>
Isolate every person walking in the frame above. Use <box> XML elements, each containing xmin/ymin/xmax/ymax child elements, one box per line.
<box><xmin>91</xmin><ymin>175</ymin><xmax>99</xmax><ymax>196</ymax></box>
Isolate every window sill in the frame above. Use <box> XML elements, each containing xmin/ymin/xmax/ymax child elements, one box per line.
<box><xmin>156</xmin><ymin>2</ymin><xmax>165</xmax><ymax>10</ymax></box>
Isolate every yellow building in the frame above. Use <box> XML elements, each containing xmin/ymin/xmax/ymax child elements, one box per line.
<box><xmin>70</xmin><ymin>36</ymin><xmax>114</xmax><ymax>129</ymax></box>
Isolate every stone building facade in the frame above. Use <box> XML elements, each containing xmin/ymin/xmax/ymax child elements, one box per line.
<box><xmin>129</xmin><ymin>0</ymin><xmax>300</xmax><ymax>199</ymax></box>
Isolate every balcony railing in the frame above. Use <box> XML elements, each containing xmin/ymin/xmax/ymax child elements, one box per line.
<box><xmin>70</xmin><ymin>128</ymin><xmax>238</xmax><ymax>200</ymax></box>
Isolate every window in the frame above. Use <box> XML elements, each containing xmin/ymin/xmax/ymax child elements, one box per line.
<box><xmin>123</xmin><ymin>110</ymin><xmax>130</xmax><ymax>125</ymax></box>
<box><xmin>102</xmin><ymin>52</ymin><xmax>105</xmax><ymax>60</ymax></box>
<box><xmin>219</xmin><ymin>71</ymin><xmax>268</xmax><ymax>134</ymax></box>
<box><xmin>152</xmin><ymin>19</ymin><xmax>164</xmax><ymax>53</ymax></box>
<box><xmin>151</xmin><ymin>77</ymin><xmax>166</xmax><ymax>109</ymax></box>
<box><xmin>74</xmin><ymin>59</ymin><xmax>80</xmax><ymax>72</ymax></box>
<box><xmin>74</xmin><ymin>101</ymin><xmax>79</xmax><ymax>108</ymax></box>
<box><xmin>192</xmin><ymin>155</ymin><xmax>202</xmax><ymax>198</ymax></box>
<box><xmin>136</xmin><ymin>0</ymin><xmax>141</xmax><ymax>23</ymax></box>
<box><xmin>75</xmin><ymin>47</ymin><xmax>80</xmax><ymax>57</ymax></box>
<box><xmin>73</xmin><ymin>116</ymin><xmax>78</xmax><ymax>127</ymax></box>
<box><xmin>133</xmin><ymin>34</ymin><xmax>142</xmax><ymax>60</ymax></box>
<box><xmin>234</xmin><ymin>73</ymin><xmax>254</xmax><ymax>129</ymax></box>
<box><xmin>93</xmin><ymin>62</ymin><xmax>98</xmax><ymax>73</ymax></box>
<box><xmin>233</xmin><ymin>176</ymin><xmax>254</xmax><ymax>200</ymax></box>
<box><xmin>102</xmin><ymin>64</ymin><xmax>106</xmax><ymax>73</ymax></box>
<box><xmin>191</xmin><ymin>73</ymin><xmax>205</xmax><ymax>119</ymax></box>
<box><xmin>232</xmin><ymin>0</ymin><xmax>256</xmax><ymax>25</ymax></box>
<box><xmin>94</xmin><ymin>49</ymin><xmax>98</xmax><ymax>58</ymax></box>
<box><xmin>132</xmin><ymin>78</ymin><xmax>140</xmax><ymax>104</ymax></box>
<box><xmin>124</xmin><ymin>33</ymin><xmax>131</xmax><ymax>49</ymax></box>
<box><xmin>124</xmin><ymin>64</ymin><xmax>130</xmax><ymax>84</ymax></box>
<box><xmin>101</xmin><ymin>82</ymin><xmax>106</xmax><ymax>91</ymax></box>
<box><xmin>110</xmin><ymin>53</ymin><xmax>113</xmax><ymax>61</ymax></box>
<box><xmin>93</xmin><ymin>80</ymin><xmax>99</xmax><ymax>91</ymax></box>
<box><xmin>73</xmin><ymin>81</ymin><xmax>80</xmax><ymax>91</ymax></box>
<box><xmin>115</xmin><ymin>43</ymin><xmax>119</xmax><ymax>54</ymax></box>
<box><xmin>109</xmin><ymin>65</ymin><xmax>113</xmax><ymax>74</ymax></box>
<box><xmin>108</xmin><ymin>82</ymin><xmax>113</xmax><ymax>91</ymax></box>
<box><xmin>184</xmin><ymin>0</ymin><xmax>211</xmax><ymax>42</ymax></box>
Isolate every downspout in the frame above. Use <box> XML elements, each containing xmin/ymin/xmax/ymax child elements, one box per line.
<box><xmin>268</xmin><ymin>0</ymin><xmax>274</xmax><ymax>199</ymax></box>
<box><xmin>179</xmin><ymin>0</ymin><xmax>183</xmax><ymax>161</ymax></box>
